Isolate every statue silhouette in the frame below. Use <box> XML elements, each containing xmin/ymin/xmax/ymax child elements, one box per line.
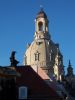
<box><xmin>10</xmin><ymin>51</ymin><xmax>19</xmax><ymax>67</ymax></box>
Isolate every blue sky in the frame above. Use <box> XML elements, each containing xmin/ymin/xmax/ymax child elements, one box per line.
<box><xmin>0</xmin><ymin>0</ymin><xmax>75</xmax><ymax>73</ymax></box>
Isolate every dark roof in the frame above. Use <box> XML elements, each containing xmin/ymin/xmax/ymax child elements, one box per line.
<box><xmin>16</xmin><ymin>66</ymin><xmax>61</xmax><ymax>99</ymax></box>
<box><xmin>36</xmin><ymin>9</ymin><xmax>47</xmax><ymax>19</ymax></box>
<box><xmin>0</xmin><ymin>66</ymin><xmax>20</xmax><ymax>77</ymax></box>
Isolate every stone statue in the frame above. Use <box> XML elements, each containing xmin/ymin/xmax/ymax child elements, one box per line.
<box><xmin>10</xmin><ymin>51</ymin><xmax>19</xmax><ymax>67</ymax></box>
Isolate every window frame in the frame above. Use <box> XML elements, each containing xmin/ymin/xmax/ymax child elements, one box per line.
<box><xmin>19</xmin><ymin>86</ymin><xmax>27</xmax><ymax>99</ymax></box>
<box><xmin>34</xmin><ymin>51</ymin><xmax>40</xmax><ymax>61</ymax></box>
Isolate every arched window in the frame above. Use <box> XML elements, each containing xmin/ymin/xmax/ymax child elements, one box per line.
<box><xmin>38</xmin><ymin>22</ymin><xmax>43</xmax><ymax>31</ymax></box>
<box><xmin>19</xmin><ymin>86</ymin><xmax>27</xmax><ymax>99</ymax></box>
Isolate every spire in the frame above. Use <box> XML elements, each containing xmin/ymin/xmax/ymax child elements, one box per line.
<box><xmin>69</xmin><ymin>60</ymin><xmax>71</xmax><ymax>67</ymax></box>
<box><xmin>67</xmin><ymin>60</ymin><xmax>74</xmax><ymax>76</ymax></box>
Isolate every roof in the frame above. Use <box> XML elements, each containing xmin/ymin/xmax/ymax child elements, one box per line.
<box><xmin>16</xmin><ymin>65</ymin><xmax>61</xmax><ymax>99</ymax></box>
<box><xmin>36</xmin><ymin>9</ymin><xmax>47</xmax><ymax>19</ymax></box>
<box><xmin>31</xmin><ymin>66</ymin><xmax>51</xmax><ymax>80</ymax></box>
<box><xmin>0</xmin><ymin>66</ymin><xmax>20</xmax><ymax>77</ymax></box>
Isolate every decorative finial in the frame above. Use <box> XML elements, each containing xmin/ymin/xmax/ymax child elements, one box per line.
<box><xmin>40</xmin><ymin>5</ymin><xmax>43</xmax><ymax>11</ymax></box>
<box><xmin>69</xmin><ymin>60</ymin><xmax>71</xmax><ymax>66</ymax></box>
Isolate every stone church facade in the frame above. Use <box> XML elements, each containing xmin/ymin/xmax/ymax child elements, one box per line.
<box><xmin>24</xmin><ymin>9</ymin><xmax>64</xmax><ymax>81</ymax></box>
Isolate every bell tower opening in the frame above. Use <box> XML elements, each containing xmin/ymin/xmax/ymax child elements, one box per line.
<box><xmin>38</xmin><ymin>22</ymin><xmax>43</xmax><ymax>31</ymax></box>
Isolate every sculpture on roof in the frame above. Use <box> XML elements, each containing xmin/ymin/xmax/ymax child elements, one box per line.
<box><xmin>10</xmin><ymin>51</ymin><xmax>19</xmax><ymax>67</ymax></box>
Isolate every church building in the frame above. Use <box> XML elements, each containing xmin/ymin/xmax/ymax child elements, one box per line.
<box><xmin>24</xmin><ymin>9</ymin><xmax>64</xmax><ymax>81</ymax></box>
<box><xmin>0</xmin><ymin>9</ymin><xmax>75</xmax><ymax>100</ymax></box>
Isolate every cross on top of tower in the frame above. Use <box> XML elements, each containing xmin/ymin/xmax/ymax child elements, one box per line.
<box><xmin>40</xmin><ymin>5</ymin><xmax>43</xmax><ymax>11</ymax></box>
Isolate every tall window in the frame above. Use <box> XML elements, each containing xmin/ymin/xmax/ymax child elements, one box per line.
<box><xmin>38</xmin><ymin>22</ymin><xmax>43</xmax><ymax>31</ymax></box>
<box><xmin>35</xmin><ymin>51</ymin><xmax>40</xmax><ymax>61</ymax></box>
<box><xmin>19</xmin><ymin>86</ymin><xmax>27</xmax><ymax>99</ymax></box>
<box><xmin>50</xmin><ymin>50</ymin><xmax>53</xmax><ymax>61</ymax></box>
<box><xmin>49</xmin><ymin>53</ymin><xmax>51</xmax><ymax>61</ymax></box>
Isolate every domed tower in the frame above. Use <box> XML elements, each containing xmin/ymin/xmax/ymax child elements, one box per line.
<box><xmin>34</xmin><ymin>9</ymin><xmax>50</xmax><ymax>40</ymax></box>
<box><xmin>24</xmin><ymin>9</ymin><xmax>64</xmax><ymax>80</ymax></box>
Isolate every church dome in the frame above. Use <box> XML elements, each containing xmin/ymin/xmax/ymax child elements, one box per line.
<box><xmin>36</xmin><ymin>9</ymin><xmax>47</xmax><ymax>19</ymax></box>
